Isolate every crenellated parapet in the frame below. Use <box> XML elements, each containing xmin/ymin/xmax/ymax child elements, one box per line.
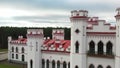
<box><xmin>27</xmin><ymin>29</ymin><xmax>43</xmax><ymax>37</ymax></box>
<box><xmin>52</xmin><ymin>29</ymin><xmax>64</xmax><ymax>40</ymax></box>
<box><xmin>71</xmin><ymin>10</ymin><xmax>88</xmax><ymax>18</ymax></box>
<box><xmin>8</xmin><ymin>36</ymin><xmax>27</xmax><ymax>44</ymax></box>
<box><xmin>115</xmin><ymin>8</ymin><xmax>120</xmax><ymax>19</ymax></box>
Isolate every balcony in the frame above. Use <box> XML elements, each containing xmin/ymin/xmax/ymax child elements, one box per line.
<box><xmin>87</xmin><ymin>51</ymin><xmax>114</xmax><ymax>59</ymax></box>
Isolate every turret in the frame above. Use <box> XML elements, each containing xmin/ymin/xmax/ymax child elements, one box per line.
<box><xmin>27</xmin><ymin>29</ymin><xmax>44</xmax><ymax>68</ymax></box>
<box><xmin>52</xmin><ymin>29</ymin><xmax>64</xmax><ymax>40</ymax></box>
<box><xmin>8</xmin><ymin>36</ymin><xmax>12</xmax><ymax>61</ymax></box>
<box><xmin>115</xmin><ymin>7</ymin><xmax>120</xmax><ymax>68</ymax></box>
<box><xmin>71</xmin><ymin>10</ymin><xmax>88</xmax><ymax>18</ymax></box>
<box><xmin>70</xmin><ymin>10</ymin><xmax>88</xmax><ymax>68</ymax></box>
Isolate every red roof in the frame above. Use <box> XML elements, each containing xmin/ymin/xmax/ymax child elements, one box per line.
<box><xmin>42</xmin><ymin>39</ymin><xmax>70</xmax><ymax>53</ymax></box>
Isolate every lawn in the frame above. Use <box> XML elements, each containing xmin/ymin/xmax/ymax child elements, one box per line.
<box><xmin>0</xmin><ymin>49</ymin><xmax>8</xmax><ymax>52</ymax></box>
<box><xmin>0</xmin><ymin>61</ymin><xmax>26</xmax><ymax>68</ymax></box>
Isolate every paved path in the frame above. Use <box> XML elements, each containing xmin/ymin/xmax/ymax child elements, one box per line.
<box><xmin>0</xmin><ymin>52</ymin><xmax>8</xmax><ymax>61</ymax></box>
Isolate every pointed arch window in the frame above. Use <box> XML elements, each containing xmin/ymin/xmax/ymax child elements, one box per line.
<box><xmin>16</xmin><ymin>47</ymin><xmax>18</xmax><ymax>53</ymax></box>
<box><xmin>106</xmin><ymin>41</ymin><xmax>113</xmax><ymax>55</ymax></box>
<box><xmin>75</xmin><ymin>41</ymin><xmax>79</xmax><ymax>53</ymax></box>
<box><xmin>107</xmin><ymin>66</ymin><xmax>111</xmax><ymax>68</ymax></box>
<box><xmin>52</xmin><ymin>60</ymin><xmax>55</xmax><ymax>68</ymax></box>
<box><xmin>22</xmin><ymin>55</ymin><xmax>25</xmax><ymax>61</ymax></box>
<box><xmin>12</xmin><ymin>47</ymin><xmax>14</xmax><ymax>52</ymax></box>
<box><xmin>16</xmin><ymin>54</ymin><xmax>18</xmax><ymax>59</ymax></box>
<box><xmin>68</xmin><ymin>62</ymin><xmax>70</xmax><ymax>68</ymax></box>
<box><xmin>46</xmin><ymin>60</ymin><xmax>49</xmax><ymax>68</ymax></box>
<box><xmin>36</xmin><ymin>42</ymin><xmax>38</xmax><ymax>51</ymax></box>
<box><xmin>42</xmin><ymin>59</ymin><xmax>45</xmax><ymax>68</ymax></box>
<box><xmin>89</xmin><ymin>41</ymin><xmax>95</xmax><ymax>54</ymax></box>
<box><xmin>89</xmin><ymin>64</ymin><xmax>95</xmax><ymax>68</ymax></box>
<box><xmin>57</xmin><ymin>61</ymin><xmax>60</xmax><ymax>68</ymax></box>
<box><xmin>98</xmin><ymin>41</ymin><xmax>104</xmax><ymax>54</ymax></box>
<box><xmin>30</xmin><ymin>60</ymin><xmax>33</xmax><ymax>68</ymax></box>
<box><xmin>75</xmin><ymin>65</ymin><xmax>79</xmax><ymax>68</ymax></box>
<box><xmin>97</xmin><ymin>65</ymin><xmax>103</xmax><ymax>68</ymax></box>
<box><xmin>12</xmin><ymin>54</ymin><xmax>14</xmax><ymax>59</ymax></box>
<box><xmin>21</xmin><ymin>47</ymin><xmax>24</xmax><ymax>53</ymax></box>
<box><xmin>63</xmin><ymin>61</ymin><xmax>67</xmax><ymax>68</ymax></box>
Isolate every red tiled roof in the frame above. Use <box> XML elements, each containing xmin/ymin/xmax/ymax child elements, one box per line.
<box><xmin>42</xmin><ymin>39</ymin><xmax>70</xmax><ymax>52</ymax></box>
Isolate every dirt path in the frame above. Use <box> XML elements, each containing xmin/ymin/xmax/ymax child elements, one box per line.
<box><xmin>0</xmin><ymin>52</ymin><xmax>8</xmax><ymax>61</ymax></box>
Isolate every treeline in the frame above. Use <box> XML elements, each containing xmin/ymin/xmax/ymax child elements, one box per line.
<box><xmin>0</xmin><ymin>27</ymin><xmax>70</xmax><ymax>49</ymax></box>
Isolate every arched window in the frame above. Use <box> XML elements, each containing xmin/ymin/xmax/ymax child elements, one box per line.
<box><xmin>30</xmin><ymin>60</ymin><xmax>33</xmax><ymax>68</ymax></box>
<box><xmin>42</xmin><ymin>59</ymin><xmax>45</xmax><ymax>68</ymax></box>
<box><xmin>75</xmin><ymin>65</ymin><xmax>78</xmax><ymax>68</ymax></box>
<box><xmin>63</xmin><ymin>61</ymin><xmax>67</xmax><ymax>68</ymax></box>
<box><xmin>97</xmin><ymin>65</ymin><xmax>103</xmax><ymax>68</ymax></box>
<box><xmin>12</xmin><ymin>47</ymin><xmax>14</xmax><ymax>52</ymax></box>
<box><xmin>89</xmin><ymin>41</ymin><xmax>95</xmax><ymax>54</ymax></box>
<box><xmin>16</xmin><ymin>47</ymin><xmax>18</xmax><ymax>53</ymax></box>
<box><xmin>68</xmin><ymin>62</ymin><xmax>70</xmax><ymax>68</ymax></box>
<box><xmin>98</xmin><ymin>41</ymin><xmax>104</xmax><ymax>54</ymax></box>
<box><xmin>75</xmin><ymin>41</ymin><xmax>79</xmax><ymax>53</ymax></box>
<box><xmin>107</xmin><ymin>66</ymin><xmax>111</xmax><ymax>68</ymax></box>
<box><xmin>12</xmin><ymin>54</ymin><xmax>14</xmax><ymax>59</ymax></box>
<box><xmin>36</xmin><ymin>42</ymin><xmax>38</xmax><ymax>51</ymax></box>
<box><xmin>106</xmin><ymin>41</ymin><xmax>113</xmax><ymax>55</ymax></box>
<box><xmin>89</xmin><ymin>64</ymin><xmax>95</xmax><ymax>68</ymax></box>
<box><xmin>46</xmin><ymin>60</ymin><xmax>49</xmax><ymax>68</ymax></box>
<box><xmin>52</xmin><ymin>60</ymin><xmax>55</xmax><ymax>68</ymax></box>
<box><xmin>16</xmin><ymin>54</ymin><xmax>18</xmax><ymax>59</ymax></box>
<box><xmin>21</xmin><ymin>47</ymin><xmax>24</xmax><ymax>53</ymax></box>
<box><xmin>22</xmin><ymin>55</ymin><xmax>25</xmax><ymax>61</ymax></box>
<box><xmin>57</xmin><ymin>61</ymin><xmax>60</xmax><ymax>68</ymax></box>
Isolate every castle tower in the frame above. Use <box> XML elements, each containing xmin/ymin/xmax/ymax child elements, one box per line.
<box><xmin>52</xmin><ymin>29</ymin><xmax>64</xmax><ymax>40</ymax></box>
<box><xmin>27</xmin><ymin>29</ymin><xmax>44</xmax><ymax>68</ymax></box>
<box><xmin>70</xmin><ymin>10</ymin><xmax>88</xmax><ymax>68</ymax></box>
<box><xmin>8</xmin><ymin>36</ymin><xmax>12</xmax><ymax>62</ymax></box>
<box><xmin>115</xmin><ymin>8</ymin><xmax>120</xmax><ymax>68</ymax></box>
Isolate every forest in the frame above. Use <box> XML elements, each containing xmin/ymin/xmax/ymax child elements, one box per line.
<box><xmin>0</xmin><ymin>27</ymin><xmax>70</xmax><ymax>49</ymax></box>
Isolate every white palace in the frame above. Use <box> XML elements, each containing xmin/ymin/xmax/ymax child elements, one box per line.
<box><xmin>8</xmin><ymin>8</ymin><xmax>120</xmax><ymax>68</ymax></box>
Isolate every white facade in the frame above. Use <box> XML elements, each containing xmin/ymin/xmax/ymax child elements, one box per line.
<box><xmin>8</xmin><ymin>36</ymin><xmax>27</xmax><ymax>63</ymax></box>
<box><xmin>8</xmin><ymin>8</ymin><xmax>120</xmax><ymax>68</ymax></box>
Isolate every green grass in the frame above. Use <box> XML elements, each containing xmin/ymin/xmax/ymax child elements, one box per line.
<box><xmin>0</xmin><ymin>61</ymin><xmax>26</xmax><ymax>68</ymax></box>
<box><xmin>0</xmin><ymin>49</ymin><xmax>8</xmax><ymax>52</ymax></box>
<box><xmin>0</xmin><ymin>64</ymin><xmax>22</xmax><ymax>68</ymax></box>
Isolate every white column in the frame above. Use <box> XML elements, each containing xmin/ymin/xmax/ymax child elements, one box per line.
<box><xmin>45</xmin><ymin>61</ymin><xmax>46</xmax><ymax>68</ymax></box>
<box><xmin>56</xmin><ymin>62</ymin><xmax>57</xmax><ymax>68</ymax></box>
<box><xmin>104</xmin><ymin>45</ymin><xmax>106</xmax><ymax>54</ymax></box>
<box><xmin>95</xmin><ymin>44</ymin><xmax>97</xmax><ymax>54</ymax></box>
<box><xmin>60</xmin><ymin>63</ymin><xmax>63</xmax><ymax>68</ymax></box>
<box><xmin>66</xmin><ymin>63</ymin><xmax>68</xmax><ymax>68</ymax></box>
<box><xmin>50</xmin><ymin>62</ymin><xmax>52</xmax><ymax>68</ymax></box>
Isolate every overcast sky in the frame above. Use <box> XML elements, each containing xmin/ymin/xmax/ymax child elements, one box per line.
<box><xmin>0</xmin><ymin>0</ymin><xmax>119</xmax><ymax>27</ymax></box>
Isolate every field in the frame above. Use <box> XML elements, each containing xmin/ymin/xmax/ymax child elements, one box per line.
<box><xmin>0</xmin><ymin>61</ymin><xmax>26</xmax><ymax>68</ymax></box>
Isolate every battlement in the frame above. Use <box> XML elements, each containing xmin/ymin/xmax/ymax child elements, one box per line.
<box><xmin>71</xmin><ymin>10</ymin><xmax>88</xmax><ymax>18</ymax></box>
<box><xmin>27</xmin><ymin>29</ymin><xmax>43</xmax><ymax>36</ymax></box>
<box><xmin>52</xmin><ymin>29</ymin><xmax>64</xmax><ymax>40</ymax></box>
<box><xmin>52</xmin><ymin>29</ymin><xmax>64</xmax><ymax>34</ymax></box>
<box><xmin>88</xmin><ymin>17</ymin><xmax>98</xmax><ymax>22</ymax></box>
<box><xmin>116</xmin><ymin>8</ymin><xmax>120</xmax><ymax>15</ymax></box>
<box><xmin>8</xmin><ymin>36</ymin><xmax>27</xmax><ymax>44</ymax></box>
<box><xmin>115</xmin><ymin>8</ymin><xmax>120</xmax><ymax>18</ymax></box>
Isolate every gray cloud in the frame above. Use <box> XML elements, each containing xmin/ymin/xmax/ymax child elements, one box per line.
<box><xmin>0</xmin><ymin>0</ymin><xmax>119</xmax><ymax>27</ymax></box>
